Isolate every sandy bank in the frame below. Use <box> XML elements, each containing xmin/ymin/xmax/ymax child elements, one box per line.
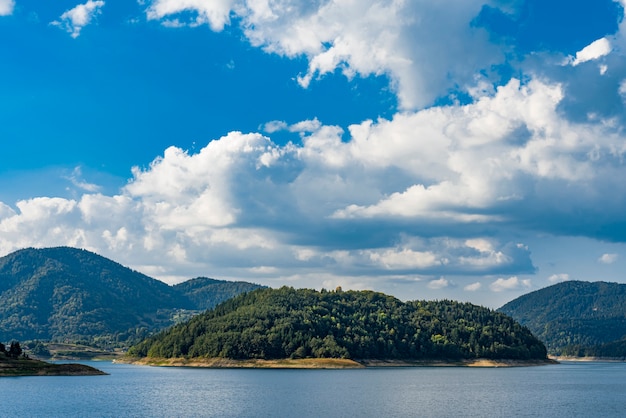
<box><xmin>120</xmin><ymin>357</ymin><xmax>556</xmax><ymax>369</ymax></box>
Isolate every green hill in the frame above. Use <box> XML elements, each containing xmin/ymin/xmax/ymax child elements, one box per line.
<box><xmin>498</xmin><ymin>281</ymin><xmax>626</xmax><ymax>356</ymax></box>
<box><xmin>0</xmin><ymin>247</ymin><xmax>263</xmax><ymax>346</ymax></box>
<box><xmin>173</xmin><ymin>277</ymin><xmax>263</xmax><ymax>310</ymax></box>
<box><xmin>128</xmin><ymin>287</ymin><xmax>547</xmax><ymax>361</ymax></box>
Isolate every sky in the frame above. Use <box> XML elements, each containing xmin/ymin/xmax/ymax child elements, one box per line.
<box><xmin>1</xmin><ymin>0</ymin><xmax>626</xmax><ymax>308</ymax></box>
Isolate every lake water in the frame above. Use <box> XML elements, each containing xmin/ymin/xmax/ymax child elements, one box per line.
<box><xmin>1</xmin><ymin>361</ymin><xmax>625</xmax><ymax>417</ymax></box>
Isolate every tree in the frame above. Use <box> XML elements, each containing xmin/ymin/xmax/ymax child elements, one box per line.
<box><xmin>8</xmin><ymin>341</ymin><xmax>22</xmax><ymax>359</ymax></box>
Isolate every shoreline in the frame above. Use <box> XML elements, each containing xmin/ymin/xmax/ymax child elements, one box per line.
<box><xmin>0</xmin><ymin>358</ymin><xmax>107</xmax><ymax>377</ymax></box>
<box><xmin>550</xmin><ymin>356</ymin><xmax>626</xmax><ymax>363</ymax></box>
<box><xmin>118</xmin><ymin>357</ymin><xmax>556</xmax><ymax>369</ymax></box>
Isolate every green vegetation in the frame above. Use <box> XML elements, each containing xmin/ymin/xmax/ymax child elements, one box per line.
<box><xmin>174</xmin><ymin>277</ymin><xmax>264</xmax><ymax>310</ymax></box>
<box><xmin>0</xmin><ymin>339</ymin><xmax>106</xmax><ymax>376</ymax></box>
<box><xmin>0</xmin><ymin>247</ymin><xmax>263</xmax><ymax>348</ymax></box>
<box><xmin>498</xmin><ymin>281</ymin><xmax>626</xmax><ymax>357</ymax></box>
<box><xmin>128</xmin><ymin>287</ymin><xmax>547</xmax><ymax>361</ymax></box>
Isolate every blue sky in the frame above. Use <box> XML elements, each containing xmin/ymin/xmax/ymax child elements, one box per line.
<box><xmin>1</xmin><ymin>0</ymin><xmax>625</xmax><ymax>307</ymax></box>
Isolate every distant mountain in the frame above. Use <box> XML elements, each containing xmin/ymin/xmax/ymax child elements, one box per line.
<box><xmin>498</xmin><ymin>281</ymin><xmax>626</xmax><ymax>356</ymax></box>
<box><xmin>129</xmin><ymin>287</ymin><xmax>547</xmax><ymax>361</ymax></box>
<box><xmin>174</xmin><ymin>277</ymin><xmax>263</xmax><ymax>310</ymax></box>
<box><xmin>0</xmin><ymin>247</ymin><xmax>263</xmax><ymax>345</ymax></box>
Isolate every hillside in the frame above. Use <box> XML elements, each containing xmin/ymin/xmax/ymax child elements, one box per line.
<box><xmin>0</xmin><ymin>247</ymin><xmax>262</xmax><ymax>346</ymax></box>
<box><xmin>498</xmin><ymin>281</ymin><xmax>626</xmax><ymax>356</ymax></box>
<box><xmin>174</xmin><ymin>277</ymin><xmax>263</xmax><ymax>310</ymax></box>
<box><xmin>128</xmin><ymin>287</ymin><xmax>547</xmax><ymax>362</ymax></box>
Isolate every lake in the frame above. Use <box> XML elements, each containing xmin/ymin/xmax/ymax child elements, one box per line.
<box><xmin>1</xmin><ymin>361</ymin><xmax>625</xmax><ymax>417</ymax></box>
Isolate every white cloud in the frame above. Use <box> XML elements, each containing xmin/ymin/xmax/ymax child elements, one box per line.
<box><xmin>569</xmin><ymin>37</ymin><xmax>612</xmax><ymax>66</ymax></box>
<box><xmin>51</xmin><ymin>0</ymin><xmax>105</xmax><ymax>38</ymax></box>
<box><xmin>4</xmin><ymin>72</ymin><xmax>626</xmax><ymax>285</ymax></box>
<box><xmin>145</xmin><ymin>0</ymin><xmax>501</xmax><ymax>109</ymax></box>
<box><xmin>367</xmin><ymin>248</ymin><xmax>442</xmax><ymax>270</ymax></box>
<box><xmin>0</xmin><ymin>0</ymin><xmax>14</xmax><ymax>16</ymax></box>
<box><xmin>548</xmin><ymin>273</ymin><xmax>570</xmax><ymax>283</ymax></box>
<box><xmin>428</xmin><ymin>277</ymin><xmax>450</xmax><ymax>290</ymax></box>
<box><xmin>65</xmin><ymin>167</ymin><xmax>101</xmax><ymax>193</ymax></box>
<box><xmin>598</xmin><ymin>253</ymin><xmax>619</xmax><ymax>264</ymax></box>
<box><xmin>489</xmin><ymin>276</ymin><xmax>531</xmax><ymax>292</ymax></box>
<box><xmin>464</xmin><ymin>282</ymin><xmax>482</xmax><ymax>292</ymax></box>
<box><xmin>145</xmin><ymin>0</ymin><xmax>235</xmax><ymax>31</ymax></box>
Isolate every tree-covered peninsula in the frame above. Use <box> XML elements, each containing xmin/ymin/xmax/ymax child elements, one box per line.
<box><xmin>0</xmin><ymin>341</ymin><xmax>106</xmax><ymax>376</ymax></box>
<box><xmin>128</xmin><ymin>287</ymin><xmax>547</xmax><ymax>363</ymax></box>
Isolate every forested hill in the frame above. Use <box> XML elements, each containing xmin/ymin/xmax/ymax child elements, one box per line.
<box><xmin>173</xmin><ymin>277</ymin><xmax>263</xmax><ymax>310</ymax></box>
<box><xmin>128</xmin><ymin>287</ymin><xmax>547</xmax><ymax>361</ymax></box>
<box><xmin>498</xmin><ymin>281</ymin><xmax>626</xmax><ymax>356</ymax></box>
<box><xmin>0</xmin><ymin>247</ymin><xmax>263</xmax><ymax>345</ymax></box>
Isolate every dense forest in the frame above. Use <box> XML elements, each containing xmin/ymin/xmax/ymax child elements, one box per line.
<box><xmin>499</xmin><ymin>281</ymin><xmax>626</xmax><ymax>356</ymax></box>
<box><xmin>0</xmin><ymin>247</ymin><xmax>263</xmax><ymax>346</ymax></box>
<box><xmin>128</xmin><ymin>287</ymin><xmax>547</xmax><ymax>361</ymax></box>
<box><xmin>174</xmin><ymin>277</ymin><xmax>262</xmax><ymax>310</ymax></box>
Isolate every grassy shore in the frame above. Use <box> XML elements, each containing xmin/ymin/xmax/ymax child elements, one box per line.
<box><xmin>120</xmin><ymin>357</ymin><xmax>556</xmax><ymax>369</ymax></box>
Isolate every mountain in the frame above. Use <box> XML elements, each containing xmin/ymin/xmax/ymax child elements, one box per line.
<box><xmin>0</xmin><ymin>247</ymin><xmax>263</xmax><ymax>345</ymax></box>
<box><xmin>498</xmin><ymin>281</ymin><xmax>626</xmax><ymax>356</ymax></box>
<box><xmin>173</xmin><ymin>277</ymin><xmax>262</xmax><ymax>310</ymax></box>
<box><xmin>128</xmin><ymin>287</ymin><xmax>547</xmax><ymax>361</ymax></box>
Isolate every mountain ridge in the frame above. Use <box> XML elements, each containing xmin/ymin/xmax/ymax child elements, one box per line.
<box><xmin>498</xmin><ymin>280</ymin><xmax>626</xmax><ymax>356</ymax></box>
<box><xmin>0</xmin><ymin>247</ymin><xmax>263</xmax><ymax>345</ymax></box>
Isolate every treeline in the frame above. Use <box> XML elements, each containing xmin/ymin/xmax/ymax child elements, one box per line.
<box><xmin>560</xmin><ymin>338</ymin><xmax>626</xmax><ymax>358</ymax></box>
<box><xmin>0</xmin><ymin>341</ymin><xmax>24</xmax><ymax>359</ymax></box>
<box><xmin>128</xmin><ymin>287</ymin><xmax>547</xmax><ymax>361</ymax></box>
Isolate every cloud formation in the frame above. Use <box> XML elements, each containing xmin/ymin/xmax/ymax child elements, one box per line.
<box><xmin>548</xmin><ymin>273</ymin><xmax>570</xmax><ymax>283</ymax></box>
<box><xmin>2</xmin><ymin>1</ymin><xmax>626</xmax><ymax>305</ymax></box>
<box><xmin>0</xmin><ymin>0</ymin><xmax>14</xmax><ymax>16</ymax></box>
<box><xmin>598</xmin><ymin>253</ymin><xmax>619</xmax><ymax>264</ymax></box>
<box><xmin>490</xmin><ymin>277</ymin><xmax>531</xmax><ymax>292</ymax></box>
<box><xmin>569</xmin><ymin>38</ymin><xmax>612</xmax><ymax>66</ymax></box>
<box><xmin>144</xmin><ymin>0</ymin><xmax>502</xmax><ymax>109</ymax></box>
<box><xmin>51</xmin><ymin>0</ymin><xmax>105</xmax><ymax>38</ymax></box>
<box><xmin>427</xmin><ymin>278</ymin><xmax>451</xmax><ymax>290</ymax></box>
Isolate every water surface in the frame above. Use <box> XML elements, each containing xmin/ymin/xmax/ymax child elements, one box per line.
<box><xmin>1</xmin><ymin>361</ymin><xmax>625</xmax><ymax>417</ymax></box>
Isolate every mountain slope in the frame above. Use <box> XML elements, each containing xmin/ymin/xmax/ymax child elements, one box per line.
<box><xmin>498</xmin><ymin>281</ymin><xmax>626</xmax><ymax>355</ymax></box>
<box><xmin>174</xmin><ymin>277</ymin><xmax>264</xmax><ymax>310</ymax></box>
<box><xmin>0</xmin><ymin>247</ymin><xmax>262</xmax><ymax>344</ymax></box>
<box><xmin>129</xmin><ymin>287</ymin><xmax>547</xmax><ymax>361</ymax></box>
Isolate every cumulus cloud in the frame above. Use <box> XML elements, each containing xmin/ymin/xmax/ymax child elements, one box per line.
<box><xmin>144</xmin><ymin>0</ymin><xmax>502</xmax><ymax>109</ymax></box>
<box><xmin>51</xmin><ymin>0</ymin><xmax>105</xmax><ymax>38</ymax></box>
<box><xmin>3</xmin><ymin>1</ymin><xmax>626</xmax><ymax>295</ymax></box>
<box><xmin>428</xmin><ymin>277</ymin><xmax>450</xmax><ymax>290</ymax></box>
<box><xmin>548</xmin><ymin>273</ymin><xmax>570</xmax><ymax>283</ymax></box>
<box><xmin>0</xmin><ymin>0</ymin><xmax>14</xmax><ymax>16</ymax></box>
<box><xmin>598</xmin><ymin>253</ymin><xmax>619</xmax><ymax>264</ymax></box>
<box><xmin>464</xmin><ymin>282</ymin><xmax>482</xmax><ymax>292</ymax></box>
<box><xmin>145</xmin><ymin>0</ymin><xmax>235</xmax><ymax>31</ymax></box>
<box><xmin>569</xmin><ymin>37</ymin><xmax>612</xmax><ymax>66</ymax></box>
<box><xmin>4</xmin><ymin>71</ymin><xmax>626</xmax><ymax>285</ymax></box>
<box><xmin>489</xmin><ymin>276</ymin><xmax>531</xmax><ymax>292</ymax></box>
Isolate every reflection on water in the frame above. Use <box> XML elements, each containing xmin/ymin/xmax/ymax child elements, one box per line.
<box><xmin>1</xmin><ymin>361</ymin><xmax>625</xmax><ymax>417</ymax></box>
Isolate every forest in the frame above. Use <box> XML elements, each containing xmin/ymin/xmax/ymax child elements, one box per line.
<box><xmin>128</xmin><ymin>287</ymin><xmax>547</xmax><ymax>361</ymax></box>
<box><xmin>499</xmin><ymin>280</ymin><xmax>626</xmax><ymax>356</ymax></box>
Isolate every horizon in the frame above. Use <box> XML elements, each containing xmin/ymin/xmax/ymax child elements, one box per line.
<box><xmin>1</xmin><ymin>0</ymin><xmax>625</xmax><ymax>308</ymax></box>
